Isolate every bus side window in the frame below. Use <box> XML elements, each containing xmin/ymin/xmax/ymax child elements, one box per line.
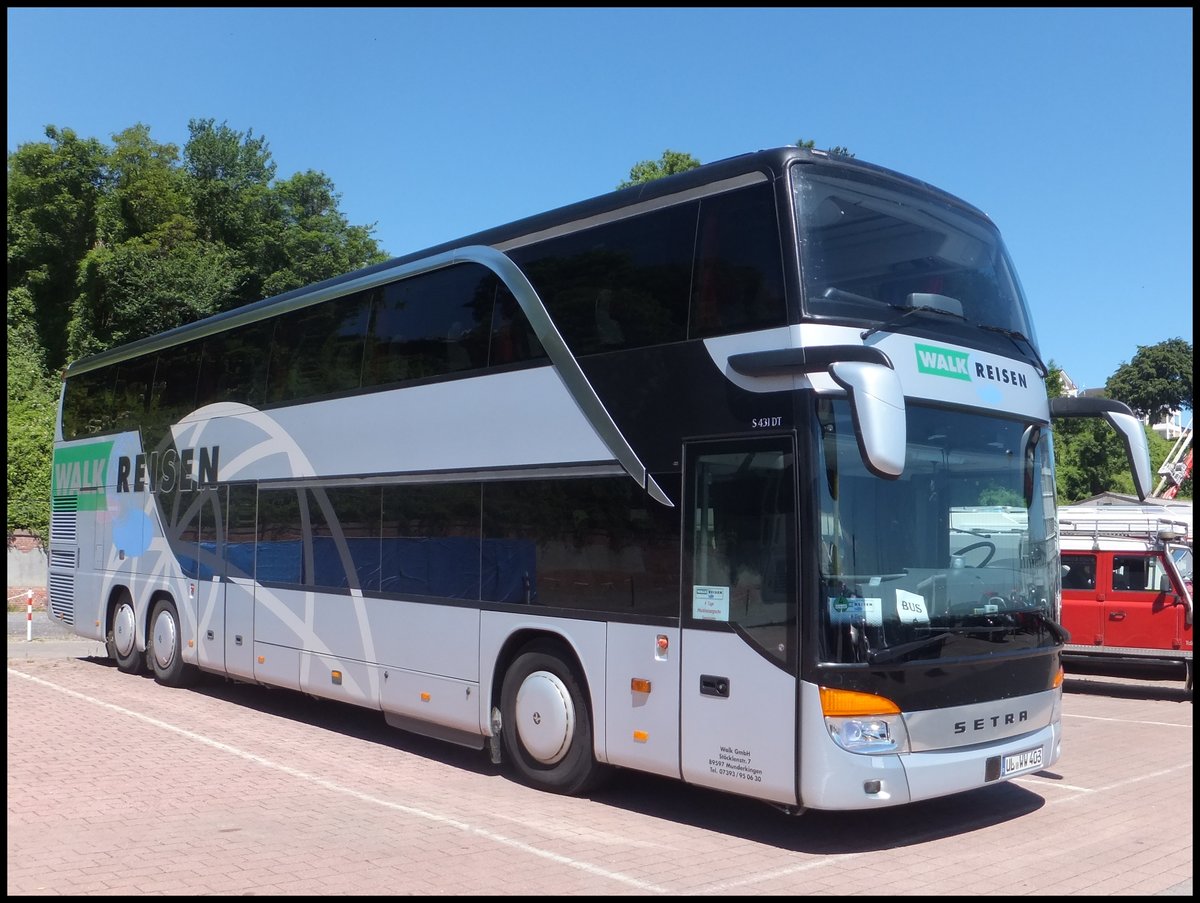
<box><xmin>363</xmin><ymin>264</ymin><xmax>490</xmax><ymax>387</ymax></box>
<box><xmin>509</xmin><ymin>202</ymin><xmax>694</xmax><ymax>355</ymax></box>
<box><xmin>488</xmin><ymin>281</ymin><xmax>546</xmax><ymax>367</ymax></box>
<box><xmin>201</xmin><ymin>321</ymin><xmax>272</xmax><ymax>408</ymax></box>
<box><xmin>690</xmin><ymin>182</ymin><xmax>787</xmax><ymax>340</ymax></box>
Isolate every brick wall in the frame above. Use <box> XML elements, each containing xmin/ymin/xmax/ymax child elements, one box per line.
<box><xmin>7</xmin><ymin>531</ymin><xmax>47</xmax><ymax>609</ymax></box>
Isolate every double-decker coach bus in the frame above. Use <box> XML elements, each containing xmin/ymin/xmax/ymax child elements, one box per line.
<box><xmin>48</xmin><ymin>147</ymin><xmax>1152</xmax><ymax>813</ymax></box>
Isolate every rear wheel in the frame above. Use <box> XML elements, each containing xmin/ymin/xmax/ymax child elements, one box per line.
<box><xmin>148</xmin><ymin>598</ymin><xmax>194</xmax><ymax>687</ymax></box>
<box><xmin>106</xmin><ymin>592</ymin><xmax>144</xmax><ymax>675</ymax></box>
<box><xmin>500</xmin><ymin>640</ymin><xmax>606</xmax><ymax>795</ymax></box>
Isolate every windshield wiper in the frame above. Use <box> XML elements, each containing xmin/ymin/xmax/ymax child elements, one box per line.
<box><xmin>979</xmin><ymin>324</ymin><xmax>1048</xmax><ymax>377</ymax></box>
<box><xmin>861</xmin><ymin>303</ymin><xmax>966</xmax><ymax>340</ymax></box>
<box><xmin>866</xmin><ymin>631</ymin><xmax>954</xmax><ymax>665</ymax></box>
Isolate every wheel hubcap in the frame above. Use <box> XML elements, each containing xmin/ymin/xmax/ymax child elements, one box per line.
<box><xmin>514</xmin><ymin>670</ymin><xmax>574</xmax><ymax>764</ymax></box>
<box><xmin>112</xmin><ymin>603</ymin><xmax>136</xmax><ymax>657</ymax></box>
<box><xmin>152</xmin><ymin>609</ymin><xmax>177</xmax><ymax>670</ymax></box>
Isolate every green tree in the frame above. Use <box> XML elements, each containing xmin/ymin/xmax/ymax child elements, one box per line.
<box><xmin>1048</xmin><ymin>354</ymin><xmax>1191</xmax><ymax>503</ymax></box>
<box><xmin>183</xmin><ymin>118</ymin><xmax>276</xmax><ymax>247</ymax></box>
<box><xmin>68</xmin><ymin>235</ymin><xmax>242</xmax><ymax>360</ymax></box>
<box><xmin>616</xmin><ymin>149</ymin><xmax>702</xmax><ymax>189</ymax></box>
<box><xmin>7</xmin><ymin>126</ymin><xmax>107</xmax><ymax>372</ymax></box>
<box><xmin>1104</xmin><ymin>338</ymin><xmax>1192</xmax><ymax>423</ymax></box>
<box><xmin>255</xmin><ymin>170</ymin><xmax>388</xmax><ymax>298</ymax></box>
<box><xmin>97</xmin><ymin>124</ymin><xmax>190</xmax><ymax>244</ymax></box>
<box><xmin>7</xmin><ymin>118</ymin><xmax>388</xmax><ymax>542</ymax></box>
<box><xmin>6</xmin><ymin>341</ymin><xmax>57</xmax><ymax>543</ymax></box>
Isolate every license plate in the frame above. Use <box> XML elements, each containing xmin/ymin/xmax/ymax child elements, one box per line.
<box><xmin>1002</xmin><ymin>746</ymin><xmax>1043</xmax><ymax>776</ymax></box>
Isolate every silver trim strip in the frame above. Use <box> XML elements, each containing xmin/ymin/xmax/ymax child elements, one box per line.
<box><xmin>493</xmin><ymin>172</ymin><xmax>768</xmax><ymax>251</ymax></box>
<box><xmin>473</xmin><ymin>246</ymin><xmax>672</xmax><ymax>507</ymax></box>
<box><xmin>73</xmin><ymin>245</ymin><xmax>671</xmax><ymax>506</ymax></box>
<box><xmin>267</xmin><ymin>463</ymin><xmax>627</xmax><ymax>490</ymax></box>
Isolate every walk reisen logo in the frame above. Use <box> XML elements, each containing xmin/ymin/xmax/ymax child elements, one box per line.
<box><xmin>914</xmin><ymin>342</ymin><xmax>1031</xmax><ymax>392</ymax></box>
<box><xmin>51</xmin><ymin>440</ymin><xmax>114</xmax><ymax>511</ymax></box>
<box><xmin>915</xmin><ymin>343</ymin><xmax>971</xmax><ymax>381</ymax></box>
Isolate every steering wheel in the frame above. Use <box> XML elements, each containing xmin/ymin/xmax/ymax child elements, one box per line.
<box><xmin>953</xmin><ymin>540</ymin><xmax>996</xmax><ymax>567</ymax></box>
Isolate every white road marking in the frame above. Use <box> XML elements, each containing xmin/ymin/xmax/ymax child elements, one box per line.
<box><xmin>9</xmin><ymin>667</ymin><xmax>672</xmax><ymax>894</ymax></box>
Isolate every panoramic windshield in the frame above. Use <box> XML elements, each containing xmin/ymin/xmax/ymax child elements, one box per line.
<box><xmin>814</xmin><ymin>399</ymin><xmax>1062</xmax><ymax>665</ymax></box>
<box><xmin>793</xmin><ymin>165</ymin><xmax>1039</xmax><ymax>348</ymax></box>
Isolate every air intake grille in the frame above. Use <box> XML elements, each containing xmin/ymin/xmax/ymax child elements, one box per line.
<box><xmin>51</xmin><ymin>495</ymin><xmax>78</xmax><ymax>543</ymax></box>
<box><xmin>48</xmin><ymin>573</ymin><xmax>75</xmax><ymax>626</ymax></box>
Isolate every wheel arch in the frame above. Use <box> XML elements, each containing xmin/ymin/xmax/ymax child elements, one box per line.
<box><xmin>489</xmin><ymin>628</ymin><xmax>597</xmax><ymax>731</ymax></box>
<box><xmin>104</xmin><ymin>584</ymin><xmax>140</xmax><ymax>650</ymax></box>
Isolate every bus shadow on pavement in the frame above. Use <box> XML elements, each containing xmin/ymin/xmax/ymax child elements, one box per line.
<box><xmin>77</xmin><ymin>658</ymin><xmax>1050</xmax><ymax>851</ymax></box>
<box><xmin>590</xmin><ymin>769</ymin><xmax>1046</xmax><ymax>853</ymax></box>
<box><xmin>183</xmin><ymin>668</ymin><xmax>504</xmax><ymax>779</ymax></box>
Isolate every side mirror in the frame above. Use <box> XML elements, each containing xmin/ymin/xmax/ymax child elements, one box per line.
<box><xmin>728</xmin><ymin>345</ymin><xmax>906</xmax><ymax>479</ymax></box>
<box><xmin>829</xmin><ymin>361</ymin><xmax>906</xmax><ymax>479</ymax></box>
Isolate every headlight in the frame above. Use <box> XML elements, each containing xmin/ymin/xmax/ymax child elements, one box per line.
<box><xmin>821</xmin><ymin>686</ymin><xmax>910</xmax><ymax>754</ymax></box>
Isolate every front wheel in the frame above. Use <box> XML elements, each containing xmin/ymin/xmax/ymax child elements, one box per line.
<box><xmin>500</xmin><ymin>641</ymin><xmax>606</xmax><ymax>795</ymax></box>
<box><xmin>106</xmin><ymin>592</ymin><xmax>144</xmax><ymax>675</ymax></box>
<box><xmin>148</xmin><ymin>598</ymin><xmax>194</xmax><ymax>687</ymax></box>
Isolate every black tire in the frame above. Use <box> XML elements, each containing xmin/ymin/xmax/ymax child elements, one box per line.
<box><xmin>148</xmin><ymin>597</ymin><xmax>194</xmax><ymax>687</ymax></box>
<box><xmin>500</xmin><ymin>640</ymin><xmax>606</xmax><ymax>796</ymax></box>
<box><xmin>106</xmin><ymin>592</ymin><xmax>144</xmax><ymax>675</ymax></box>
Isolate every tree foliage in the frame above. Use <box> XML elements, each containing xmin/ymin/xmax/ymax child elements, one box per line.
<box><xmin>618</xmin><ymin>139</ymin><xmax>854</xmax><ymax>193</ymax></box>
<box><xmin>796</xmin><ymin>137</ymin><xmax>855</xmax><ymax>157</ymax></box>
<box><xmin>6</xmin><ymin>343</ymin><xmax>56</xmax><ymax>543</ymax></box>
<box><xmin>7</xmin><ymin>119</ymin><xmax>388</xmax><ymax>542</ymax></box>
<box><xmin>7</xmin><ymin>126</ymin><xmax>106</xmax><ymax>370</ymax></box>
<box><xmin>615</xmin><ymin>149</ymin><xmax>702</xmax><ymax>189</ymax></box>
<box><xmin>1048</xmin><ymin>342</ymin><xmax>1192</xmax><ymax>504</ymax></box>
<box><xmin>1104</xmin><ymin>337</ymin><xmax>1192</xmax><ymax>423</ymax></box>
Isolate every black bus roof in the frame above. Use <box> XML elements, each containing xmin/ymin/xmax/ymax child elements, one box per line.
<box><xmin>65</xmin><ymin>146</ymin><xmax>988</xmax><ymax>375</ymax></box>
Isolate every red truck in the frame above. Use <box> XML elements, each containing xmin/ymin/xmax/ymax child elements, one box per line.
<box><xmin>1058</xmin><ymin>505</ymin><xmax>1193</xmax><ymax>692</ymax></box>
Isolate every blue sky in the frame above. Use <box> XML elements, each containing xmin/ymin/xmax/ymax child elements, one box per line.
<box><xmin>7</xmin><ymin>8</ymin><xmax>1193</xmax><ymax>395</ymax></box>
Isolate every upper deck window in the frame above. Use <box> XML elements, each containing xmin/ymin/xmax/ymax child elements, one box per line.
<box><xmin>793</xmin><ymin>165</ymin><xmax>1038</xmax><ymax>345</ymax></box>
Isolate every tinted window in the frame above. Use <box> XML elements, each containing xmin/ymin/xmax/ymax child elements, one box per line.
<box><xmin>689</xmin><ymin>182</ymin><xmax>786</xmax><ymax>338</ymax></box>
<box><xmin>380</xmin><ymin>483</ymin><xmax>482</xmax><ymax>599</ymax></box>
<box><xmin>147</xmin><ymin>341</ymin><xmax>203</xmax><ymax>431</ymax></box>
<box><xmin>168</xmin><ymin>488</ymin><xmax>203</xmax><ymax>580</ymax></box>
<box><xmin>510</xmin><ymin>202</ymin><xmax>697</xmax><ymax>355</ymax></box>
<box><xmin>111</xmin><ymin>356</ymin><xmax>158</xmax><ymax>433</ymax></box>
<box><xmin>62</xmin><ymin>367</ymin><xmax>116</xmax><ymax>439</ymax></box>
<box><xmin>363</xmin><ymin>264</ymin><xmax>492</xmax><ymax>387</ymax></box>
<box><xmin>309</xmin><ymin>485</ymin><xmax>381</xmax><ymax>590</ymax></box>
<box><xmin>794</xmin><ymin>166</ymin><xmax>1037</xmax><ymax>341</ymax></box>
<box><xmin>481</xmin><ymin>477</ymin><xmax>679</xmax><ymax>616</ymax></box>
<box><xmin>266</xmin><ymin>293</ymin><xmax>371</xmax><ymax>403</ymax></box>
<box><xmin>257</xmin><ymin>487</ymin><xmax>304</xmax><ymax>585</ymax></box>
<box><xmin>1112</xmin><ymin>554</ymin><xmax>1158</xmax><ymax>592</ymax></box>
<box><xmin>225</xmin><ymin>484</ymin><xmax>258</xmax><ymax>579</ymax></box>
<box><xmin>489</xmin><ymin>280</ymin><xmax>548</xmax><ymax>367</ymax></box>
<box><xmin>198</xmin><ymin>321</ymin><xmax>274</xmax><ymax>408</ymax></box>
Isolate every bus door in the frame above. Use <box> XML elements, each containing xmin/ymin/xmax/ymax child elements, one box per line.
<box><xmin>680</xmin><ymin>437</ymin><xmax>800</xmax><ymax>805</ymax></box>
<box><xmin>222</xmin><ymin>483</ymin><xmax>258</xmax><ymax>681</ymax></box>
<box><xmin>193</xmin><ymin>487</ymin><xmax>225</xmax><ymax>673</ymax></box>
